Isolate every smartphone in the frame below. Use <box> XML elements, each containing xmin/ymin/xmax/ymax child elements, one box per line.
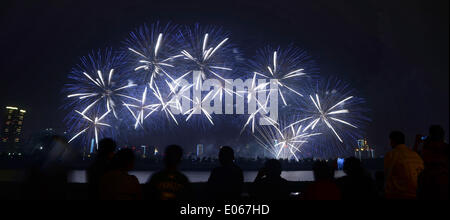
<box><xmin>290</xmin><ymin>192</ymin><xmax>300</xmax><ymax>196</ymax></box>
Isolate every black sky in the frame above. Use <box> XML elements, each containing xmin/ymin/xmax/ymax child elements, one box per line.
<box><xmin>0</xmin><ymin>0</ymin><xmax>448</xmax><ymax>154</ymax></box>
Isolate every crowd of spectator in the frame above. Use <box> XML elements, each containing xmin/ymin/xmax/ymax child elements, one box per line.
<box><xmin>7</xmin><ymin>124</ymin><xmax>449</xmax><ymax>200</ymax></box>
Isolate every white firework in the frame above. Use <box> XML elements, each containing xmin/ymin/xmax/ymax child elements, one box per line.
<box><xmin>239</xmin><ymin>72</ymin><xmax>273</xmax><ymax>133</ymax></box>
<box><xmin>254</xmin><ymin>122</ymin><xmax>321</xmax><ymax>161</ymax></box>
<box><xmin>180</xmin><ymin>33</ymin><xmax>232</xmax><ymax>91</ymax></box>
<box><xmin>149</xmin><ymin>81</ymin><xmax>190</xmax><ymax>125</ymax></box>
<box><xmin>166</xmin><ymin>80</ymin><xmax>193</xmax><ymax>112</ymax></box>
<box><xmin>184</xmin><ymin>90</ymin><xmax>215</xmax><ymax>125</ymax></box>
<box><xmin>123</xmin><ymin>87</ymin><xmax>159</xmax><ymax>129</ymax></box>
<box><xmin>128</xmin><ymin>33</ymin><xmax>183</xmax><ymax>88</ymax></box>
<box><xmin>67</xmin><ymin>69</ymin><xmax>137</xmax><ymax>118</ymax></box>
<box><xmin>297</xmin><ymin>94</ymin><xmax>356</xmax><ymax>143</ymax></box>
<box><xmin>254</xmin><ymin>50</ymin><xmax>307</xmax><ymax>106</ymax></box>
<box><xmin>68</xmin><ymin>110</ymin><xmax>112</xmax><ymax>149</ymax></box>
<box><xmin>241</xmin><ymin>103</ymin><xmax>277</xmax><ymax>134</ymax></box>
<box><xmin>210</xmin><ymin>80</ymin><xmax>242</xmax><ymax>102</ymax></box>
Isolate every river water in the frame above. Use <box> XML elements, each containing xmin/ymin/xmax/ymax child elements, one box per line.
<box><xmin>68</xmin><ymin>170</ymin><xmax>346</xmax><ymax>183</ymax></box>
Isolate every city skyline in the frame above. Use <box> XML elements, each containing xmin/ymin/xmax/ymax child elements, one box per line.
<box><xmin>0</xmin><ymin>103</ymin><xmax>380</xmax><ymax>160</ymax></box>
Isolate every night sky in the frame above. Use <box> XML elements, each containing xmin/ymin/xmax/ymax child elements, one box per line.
<box><xmin>0</xmin><ymin>0</ymin><xmax>448</xmax><ymax>154</ymax></box>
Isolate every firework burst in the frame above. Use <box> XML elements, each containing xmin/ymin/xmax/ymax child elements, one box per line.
<box><xmin>177</xmin><ymin>24</ymin><xmax>235</xmax><ymax>91</ymax></box>
<box><xmin>253</xmin><ymin>118</ymin><xmax>321</xmax><ymax>161</ymax></box>
<box><xmin>62</xmin><ymin>22</ymin><xmax>370</xmax><ymax>159</ymax></box>
<box><xmin>250</xmin><ymin>45</ymin><xmax>316</xmax><ymax>106</ymax></box>
<box><xmin>237</xmin><ymin>72</ymin><xmax>274</xmax><ymax>133</ymax></box>
<box><xmin>125</xmin><ymin>22</ymin><xmax>182</xmax><ymax>87</ymax></box>
<box><xmin>123</xmin><ymin>86</ymin><xmax>160</xmax><ymax>129</ymax></box>
<box><xmin>184</xmin><ymin>90</ymin><xmax>215</xmax><ymax>125</ymax></box>
<box><xmin>65</xmin><ymin>49</ymin><xmax>137</xmax><ymax>119</ymax></box>
<box><xmin>68</xmin><ymin>109</ymin><xmax>112</xmax><ymax>149</ymax></box>
<box><xmin>293</xmin><ymin>77</ymin><xmax>370</xmax><ymax>157</ymax></box>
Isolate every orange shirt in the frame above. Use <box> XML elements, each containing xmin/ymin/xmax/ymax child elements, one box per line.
<box><xmin>384</xmin><ymin>144</ymin><xmax>424</xmax><ymax>199</ymax></box>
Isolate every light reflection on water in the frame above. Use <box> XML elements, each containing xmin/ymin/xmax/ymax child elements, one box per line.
<box><xmin>68</xmin><ymin>170</ymin><xmax>346</xmax><ymax>183</ymax></box>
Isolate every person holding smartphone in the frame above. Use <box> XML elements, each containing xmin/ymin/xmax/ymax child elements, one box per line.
<box><xmin>416</xmin><ymin>125</ymin><xmax>449</xmax><ymax>199</ymax></box>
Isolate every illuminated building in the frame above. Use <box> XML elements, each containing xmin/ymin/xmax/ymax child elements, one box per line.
<box><xmin>354</xmin><ymin>138</ymin><xmax>375</xmax><ymax>159</ymax></box>
<box><xmin>1</xmin><ymin>106</ymin><xmax>26</xmax><ymax>156</ymax></box>
<box><xmin>146</xmin><ymin>145</ymin><xmax>156</xmax><ymax>157</ymax></box>
<box><xmin>139</xmin><ymin>145</ymin><xmax>152</xmax><ymax>158</ymax></box>
<box><xmin>117</xmin><ymin>145</ymin><xmax>152</xmax><ymax>159</ymax></box>
<box><xmin>196</xmin><ymin>144</ymin><xmax>204</xmax><ymax>158</ymax></box>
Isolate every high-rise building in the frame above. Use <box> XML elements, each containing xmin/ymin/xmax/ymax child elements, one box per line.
<box><xmin>1</xmin><ymin>106</ymin><xmax>26</xmax><ymax>155</ymax></box>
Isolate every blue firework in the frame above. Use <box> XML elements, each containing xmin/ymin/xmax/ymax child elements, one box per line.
<box><xmin>60</xmin><ymin>22</ymin><xmax>371</xmax><ymax>160</ymax></box>
<box><xmin>65</xmin><ymin>49</ymin><xmax>137</xmax><ymax>119</ymax></box>
<box><xmin>64</xmin><ymin>49</ymin><xmax>136</xmax><ymax>148</ymax></box>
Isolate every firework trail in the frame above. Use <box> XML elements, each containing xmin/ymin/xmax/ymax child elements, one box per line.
<box><xmin>123</xmin><ymin>86</ymin><xmax>160</xmax><ymax>129</ymax></box>
<box><xmin>253</xmin><ymin>117</ymin><xmax>321</xmax><ymax>161</ymax></box>
<box><xmin>68</xmin><ymin>109</ymin><xmax>112</xmax><ymax>149</ymax></box>
<box><xmin>184</xmin><ymin>90</ymin><xmax>216</xmax><ymax>125</ymax></box>
<box><xmin>149</xmin><ymin>80</ymin><xmax>190</xmax><ymax>126</ymax></box>
<box><xmin>237</xmin><ymin>72</ymin><xmax>274</xmax><ymax>133</ymax></box>
<box><xmin>166</xmin><ymin>79</ymin><xmax>193</xmax><ymax>113</ymax></box>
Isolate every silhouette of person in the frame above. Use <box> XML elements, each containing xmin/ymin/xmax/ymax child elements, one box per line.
<box><xmin>417</xmin><ymin>125</ymin><xmax>449</xmax><ymax>166</ymax></box>
<box><xmin>304</xmin><ymin>160</ymin><xmax>341</xmax><ymax>200</ymax></box>
<box><xmin>384</xmin><ymin>131</ymin><xmax>423</xmax><ymax>199</ymax></box>
<box><xmin>417</xmin><ymin>125</ymin><xmax>449</xmax><ymax>199</ymax></box>
<box><xmin>87</xmin><ymin>138</ymin><xmax>116</xmax><ymax>200</ymax></box>
<box><xmin>99</xmin><ymin>148</ymin><xmax>142</xmax><ymax>200</ymax></box>
<box><xmin>336</xmin><ymin>157</ymin><xmax>378</xmax><ymax>200</ymax></box>
<box><xmin>145</xmin><ymin>145</ymin><xmax>192</xmax><ymax>200</ymax></box>
<box><xmin>251</xmin><ymin>159</ymin><xmax>290</xmax><ymax>200</ymax></box>
<box><xmin>21</xmin><ymin>135</ymin><xmax>74</xmax><ymax>200</ymax></box>
<box><xmin>207</xmin><ymin>146</ymin><xmax>244</xmax><ymax>200</ymax></box>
